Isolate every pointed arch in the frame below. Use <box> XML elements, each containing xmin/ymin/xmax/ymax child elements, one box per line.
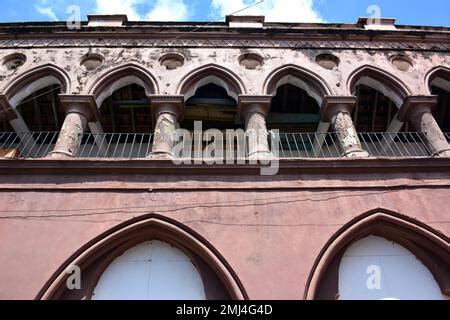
<box><xmin>37</xmin><ymin>214</ymin><xmax>247</xmax><ymax>300</ymax></box>
<box><xmin>89</xmin><ymin>63</ymin><xmax>159</xmax><ymax>107</ymax></box>
<box><xmin>347</xmin><ymin>65</ymin><xmax>412</xmax><ymax>108</ymax></box>
<box><xmin>304</xmin><ymin>208</ymin><xmax>449</xmax><ymax>300</ymax></box>
<box><xmin>263</xmin><ymin>64</ymin><xmax>333</xmax><ymax>106</ymax></box>
<box><xmin>2</xmin><ymin>64</ymin><xmax>71</xmax><ymax>108</ymax></box>
<box><xmin>426</xmin><ymin>66</ymin><xmax>450</xmax><ymax>93</ymax></box>
<box><xmin>177</xmin><ymin>64</ymin><xmax>247</xmax><ymax>101</ymax></box>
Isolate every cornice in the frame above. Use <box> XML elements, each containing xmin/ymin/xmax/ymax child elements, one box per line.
<box><xmin>0</xmin><ymin>158</ymin><xmax>449</xmax><ymax>175</ymax></box>
<box><xmin>0</xmin><ymin>37</ymin><xmax>447</xmax><ymax>51</ymax></box>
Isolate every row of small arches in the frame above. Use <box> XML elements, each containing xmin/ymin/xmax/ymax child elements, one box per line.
<box><xmin>2</xmin><ymin>63</ymin><xmax>449</xmax><ymax>135</ymax></box>
<box><xmin>3</xmin><ymin>63</ymin><xmax>449</xmax><ymax>108</ymax></box>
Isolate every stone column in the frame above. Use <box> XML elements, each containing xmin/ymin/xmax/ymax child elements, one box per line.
<box><xmin>398</xmin><ymin>96</ymin><xmax>450</xmax><ymax>157</ymax></box>
<box><xmin>148</xmin><ymin>95</ymin><xmax>184</xmax><ymax>159</ymax></box>
<box><xmin>47</xmin><ymin>95</ymin><xmax>98</xmax><ymax>158</ymax></box>
<box><xmin>239</xmin><ymin>95</ymin><xmax>272</xmax><ymax>159</ymax></box>
<box><xmin>321</xmin><ymin>96</ymin><xmax>369</xmax><ymax>158</ymax></box>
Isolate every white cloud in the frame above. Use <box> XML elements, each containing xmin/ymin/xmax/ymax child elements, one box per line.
<box><xmin>210</xmin><ymin>0</ymin><xmax>324</xmax><ymax>23</ymax></box>
<box><xmin>35</xmin><ymin>5</ymin><xmax>59</xmax><ymax>21</ymax></box>
<box><xmin>94</xmin><ymin>0</ymin><xmax>189</xmax><ymax>21</ymax></box>
<box><xmin>94</xmin><ymin>0</ymin><xmax>144</xmax><ymax>21</ymax></box>
<box><xmin>146</xmin><ymin>0</ymin><xmax>189</xmax><ymax>21</ymax></box>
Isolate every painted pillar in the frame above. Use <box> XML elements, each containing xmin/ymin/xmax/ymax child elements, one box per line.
<box><xmin>321</xmin><ymin>96</ymin><xmax>369</xmax><ymax>158</ymax></box>
<box><xmin>239</xmin><ymin>96</ymin><xmax>272</xmax><ymax>159</ymax></box>
<box><xmin>148</xmin><ymin>95</ymin><xmax>184</xmax><ymax>159</ymax></box>
<box><xmin>399</xmin><ymin>96</ymin><xmax>450</xmax><ymax>157</ymax></box>
<box><xmin>47</xmin><ymin>95</ymin><xmax>98</xmax><ymax>158</ymax></box>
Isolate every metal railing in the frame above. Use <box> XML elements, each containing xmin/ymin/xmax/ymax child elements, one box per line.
<box><xmin>0</xmin><ymin>132</ymin><xmax>154</xmax><ymax>159</ymax></box>
<box><xmin>357</xmin><ymin>132</ymin><xmax>435</xmax><ymax>158</ymax></box>
<box><xmin>270</xmin><ymin>132</ymin><xmax>342</xmax><ymax>158</ymax></box>
<box><xmin>0</xmin><ymin>131</ymin><xmax>437</xmax><ymax>160</ymax></box>
<box><xmin>270</xmin><ymin>132</ymin><xmax>435</xmax><ymax>158</ymax></box>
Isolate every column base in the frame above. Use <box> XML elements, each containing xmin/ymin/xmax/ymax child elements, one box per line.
<box><xmin>248</xmin><ymin>151</ymin><xmax>275</xmax><ymax>161</ymax></box>
<box><xmin>147</xmin><ymin>152</ymin><xmax>174</xmax><ymax>160</ymax></box>
<box><xmin>343</xmin><ymin>149</ymin><xmax>370</xmax><ymax>158</ymax></box>
<box><xmin>46</xmin><ymin>150</ymin><xmax>74</xmax><ymax>159</ymax></box>
<box><xmin>435</xmin><ymin>149</ymin><xmax>450</xmax><ymax>157</ymax></box>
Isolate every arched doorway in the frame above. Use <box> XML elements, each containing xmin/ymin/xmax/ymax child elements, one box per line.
<box><xmin>305</xmin><ymin>209</ymin><xmax>450</xmax><ymax>300</ymax></box>
<box><xmin>38</xmin><ymin>215</ymin><xmax>246</xmax><ymax>300</ymax></box>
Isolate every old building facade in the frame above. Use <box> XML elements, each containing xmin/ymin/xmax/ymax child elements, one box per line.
<box><xmin>0</xmin><ymin>15</ymin><xmax>449</xmax><ymax>300</ymax></box>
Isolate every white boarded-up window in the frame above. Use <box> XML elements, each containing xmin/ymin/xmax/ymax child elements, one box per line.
<box><xmin>339</xmin><ymin>235</ymin><xmax>446</xmax><ymax>300</ymax></box>
<box><xmin>92</xmin><ymin>240</ymin><xmax>206</xmax><ymax>300</ymax></box>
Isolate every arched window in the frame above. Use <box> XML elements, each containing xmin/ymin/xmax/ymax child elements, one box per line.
<box><xmin>92</xmin><ymin>240</ymin><xmax>206</xmax><ymax>300</ymax></box>
<box><xmin>339</xmin><ymin>236</ymin><xmax>446</xmax><ymax>300</ymax></box>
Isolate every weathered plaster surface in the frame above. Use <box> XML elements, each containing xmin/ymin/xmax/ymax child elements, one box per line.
<box><xmin>1</xmin><ymin>48</ymin><xmax>448</xmax><ymax>103</ymax></box>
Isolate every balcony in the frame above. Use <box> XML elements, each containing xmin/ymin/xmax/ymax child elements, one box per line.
<box><xmin>0</xmin><ymin>131</ymin><xmax>437</xmax><ymax>160</ymax></box>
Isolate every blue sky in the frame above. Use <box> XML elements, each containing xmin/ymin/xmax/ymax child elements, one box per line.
<box><xmin>0</xmin><ymin>0</ymin><xmax>449</xmax><ymax>26</ymax></box>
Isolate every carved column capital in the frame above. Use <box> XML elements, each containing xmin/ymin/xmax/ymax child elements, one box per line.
<box><xmin>58</xmin><ymin>95</ymin><xmax>99</xmax><ymax>123</ymax></box>
<box><xmin>397</xmin><ymin>95</ymin><xmax>438</xmax><ymax>122</ymax></box>
<box><xmin>238</xmin><ymin>95</ymin><xmax>273</xmax><ymax>122</ymax></box>
<box><xmin>149</xmin><ymin>95</ymin><xmax>185</xmax><ymax>123</ymax></box>
<box><xmin>320</xmin><ymin>96</ymin><xmax>357</xmax><ymax>122</ymax></box>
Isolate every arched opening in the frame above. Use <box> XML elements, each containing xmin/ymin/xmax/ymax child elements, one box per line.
<box><xmin>99</xmin><ymin>84</ymin><xmax>152</xmax><ymax>134</ymax></box>
<box><xmin>353</xmin><ymin>85</ymin><xmax>399</xmax><ymax>133</ymax></box>
<box><xmin>177</xmin><ymin>66</ymin><xmax>246</xmax><ymax>159</ymax></box>
<box><xmin>268</xmin><ymin>83</ymin><xmax>320</xmax><ymax>132</ymax></box>
<box><xmin>428</xmin><ymin>68</ymin><xmax>450</xmax><ymax>134</ymax></box>
<box><xmin>4</xmin><ymin>64</ymin><xmax>70</xmax><ymax>108</ymax></box>
<box><xmin>268</xmin><ymin>83</ymin><xmax>326</xmax><ymax>157</ymax></box>
<box><xmin>348</xmin><ymin>66</ymin><xmax>410</xmax><ymax>109</ymax></box>
<box><xmin>264</xmin><ymin>65</ymin><xmax>333</xmax><ymax>157</ymax></box>
<box><xmin>184</xmin><ymin>83</ymin><xmax>240</xmax><ymax>131</ymax></box>
<box><xmin>339</xmin><ymin>235</ymin><xmax>446</xmax><ymax>300</ymax></box>
<box><xmin>0</xmin><ymin>64</ymin><xmax>70</xmax><ymax>158</ymax></box>
<box><xmin>38</xmin><ymin>215</ymin><xmax>246</xmax><ymax>300</ymax></box>
<box><xmin>9</xmin><ymin>85</ymin><xmax>65</xmax><ymax>157</ymax></box>
<box><xmin>264</xmin><ymin>65</ymin><xmax>331</xmax><ymax>106</ymax></box>
<box><xmin>92</xmin><ymin>240</ymin><xmax>206</xmax><ymax>300</ymax></box>
<box><xmin>86</xmin><ymin>65</ymin><xmax>158</xmax><ymax>159</ymax></box>
<box><xmin>347</xmin><ymin>66</ymin><xmax>431</xmax><ymax>157</ymax></box>
<box><xmin>181</xmin><ymin>83</ymin><xmax>242</xmax><ymax>159</ymax></box>
<box><xmin>90</xmin><ymin>64</ymin><xmax>158</xmax><ymax>108</ymax></box>
<box><xmin>431</xmin><ymin>85</ymin><xmax>450</xmax><ymax>133</ymax></box>
<box><xmin>305</xmin><ymin>209</ymin><xmax>450</xmax><ymax>300</ymax></box>
<box><xmin>177</xmin><ymin>64</ymin><xmax>246</xmax><ymax>104</ymax></box>
<box><xmin>16</xmin><ymin>85</ymin><xmax>65</xmax><ymax>132</ymax></box>
<box><xmin>81</xmin><ymin>83</ymin><xmax>153</xmax><ymax>159</ymax></box>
